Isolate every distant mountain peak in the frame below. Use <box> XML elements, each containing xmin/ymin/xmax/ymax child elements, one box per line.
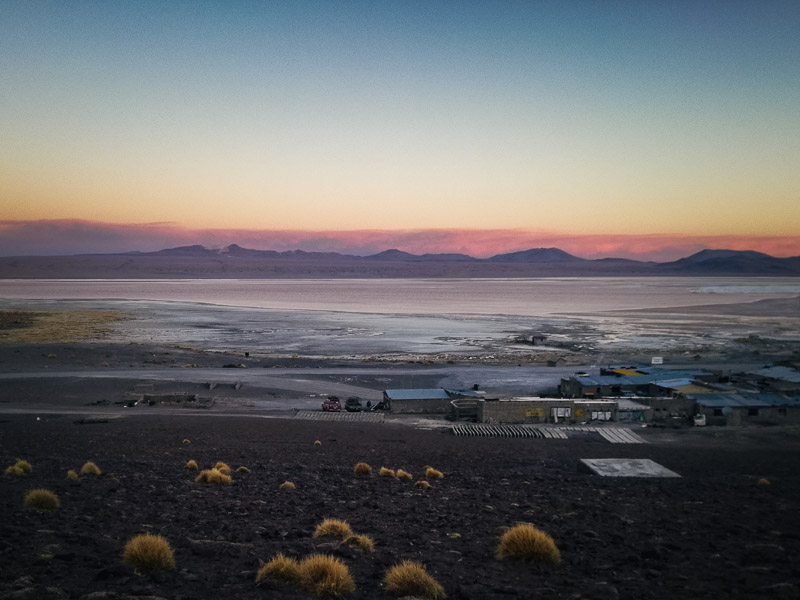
<box><xmin>488</xmin><ymin>247</ymin><xmax>585</xmax><ymax>263</ymax></box>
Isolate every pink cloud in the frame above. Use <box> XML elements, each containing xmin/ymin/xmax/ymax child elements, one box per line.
<box><xmin>1</xmin><ymin>219</ymin><xmax>798</xmax><ymax>261</ymax></box>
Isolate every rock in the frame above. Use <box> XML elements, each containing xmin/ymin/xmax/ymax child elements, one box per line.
<box><xmin>763</xmin><ymin>582</ymin><xmax>798</xmax><ymax>599</ymax></box>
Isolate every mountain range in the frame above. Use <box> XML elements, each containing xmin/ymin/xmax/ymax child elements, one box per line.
<box><xmin>1</xmin><ymin>246</ymin><xmax>798</xmax><ymax>278</ymax></box>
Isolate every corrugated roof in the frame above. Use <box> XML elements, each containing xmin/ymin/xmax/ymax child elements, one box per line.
<box><xmin>691</xmin><ymin>393</ymin><xmax>800</xmax><ymax>408</ymax></box>
<box><xmin>385</xmin><ymin>389</ymin><xmax>450</xmax><ymax>400</ymax></box>
<box><xmin>612</xmin><ymin>368</ymin><xmax>645</xmax><ymax>376</ymax></box>
<box><xmin>749</xmin><ymin>366</ymin><xmax>800</xmax><ymax>384</ymax></box>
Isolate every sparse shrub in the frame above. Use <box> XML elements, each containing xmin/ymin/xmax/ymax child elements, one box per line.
<box><xmin>4</xmin><ymin>465</ymin><xmax>24</xmax><ymax>477</ymax></box>
<box><xmin>313</xmin><ymin>518</ymin><xmax>354</xmax><ymax>540</ymax></box>
<box><xmin>214</xmin><ymin>461</ymin><xmax>231</xmax><ymax>475</ymax></box>
<box><xmin>380</xmin><ymin>467</ymin><xmax>396</xmax><ymax>478</ymax></box>
<box><xmin>280</xmin><ymin>481</ymin><xmax>296</xmax><ymax>491</ymax></box>
<box><xmin>123</xmin><ymin>533</ymin><xmax>176</xmax><ymax>573</ymax></box>
<box><xmin>195</xmin><ymin>468</ymin><xmax>232</xmax><ymax>485</ymax></box>
<box><xmin>396</xmin><ymin>469</ymin><xmax>413</xmax><ymax>480</ymax></box>
<box><xmin>23</xmin><ymin>489</ymin><xmax>60</xmax><ymax>511</ymax></box>
<box><xmin>425</xmin><ymin>467</ymin><xmax>443</xmax><ymax>480</ymax></box>
<box><xmin>185</xmin><ymin>459</ymin><xmax>198</xmax><ymax>470</ymax></box>
<box><xmin>14</xmin><ymin>459</ymin><xmax>32</xmax><ymax>473</ymax></box>
<box><xmin>298</xmin><ymin>554</ymin><xmax>355</xmax><ymax>597</ymax></box>
<box><xmin>256</xmin><ymin>553</ymin><xmax>301</xmax><ymax>587</ymax></box>
<box><xmin>384</xmin><ymin>560</ymin><xmax>446</xmax><ymax>599</ymax></box>
<box><xmin>182</xmin><ymin>439</ymin><xmax>191</xmax><ymax>445</ymax></box>
<box><xmin>236</xmin><ymin>466</ymin><xmax>250</xmax><ymax>473</ymax></box>
<box><xmin>66</xmin><ymin>470</ymin><xmax>78</xmax><ymax>480</ymax></box>
<box><xmin>314</xmin><ymin>440</ymin><xmax>322</xmax><ymax>447</ymax></box>
<box><xmin>354</xmin><ymin>462</ymin><xmax>372</xmax><ymax>476</ymax></box>
<box><xmin>496</xmin><ymin>523</ymin><xmax>560</xmax><ymax>564</ymax></box>
<box><xmin>344</xmin><ymin>534</ymin><xmax>374</xmax><ymax>553</ymax></box>
<box><xmin>80</xmin><ymin>461</ymin><xmax>101</xmax><ymax>476</ymax></box>
<box><xmin>757</xmin><ymin>478</ymin><xmax>771</xmax><ymax>486</ymax></box>
<box><xmin>414</xmin><ymin>480</ymin><xmax>431</xmax><ymax>489</ymax></box>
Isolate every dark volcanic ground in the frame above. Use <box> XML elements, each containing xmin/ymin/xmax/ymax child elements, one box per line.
<box><xmin>1</xmin><ymin>415</ymin><xmax>799</xmax><ymax>600</ymax></box>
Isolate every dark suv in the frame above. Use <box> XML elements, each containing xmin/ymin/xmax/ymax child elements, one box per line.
<box><xmin>345</xmin><ymin>397</ymin><xmax>362</xmax><ymax>412</ymax></box>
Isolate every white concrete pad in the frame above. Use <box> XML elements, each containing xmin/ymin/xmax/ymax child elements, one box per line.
<box><xmin>580</xmin><ymin>458</ymin><xmax>680</xmax><ymax>478</ymax></box>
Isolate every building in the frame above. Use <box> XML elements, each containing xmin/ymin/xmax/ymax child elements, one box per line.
<box><xmin>383</xmin><ymin>388</ymin><xmax>484</xmax><ymax>414</ymax></box>
<box><xmin>560</xmin><ymin>368</ymin><xmax>716</xmax><ymax>399</ymax></box>
<box><xmin>744</xmin><ymin>366</ymin><xmax>800</xmax><ymax>394</ymax></box>
<box><xmin>690</xmin><ymin>393</ymin><xmax>800</xmax><ymax>426</ymax></box>
<box><xmin>477</xmin><ymin>397</ymin><xmax>618</xmax><ymax>424</ymax></box>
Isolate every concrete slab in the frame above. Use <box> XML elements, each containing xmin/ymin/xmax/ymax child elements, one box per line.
<box><xmin>579</xmin><ymin>458</ymin><xmax>680</xmax><ymax>478</ymax></box>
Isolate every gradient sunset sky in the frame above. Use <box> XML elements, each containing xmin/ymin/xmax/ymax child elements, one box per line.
<box><xmin>1</xmin><ymin>1</ymin><xmax>799</xmax><ymax>259</ymax></box>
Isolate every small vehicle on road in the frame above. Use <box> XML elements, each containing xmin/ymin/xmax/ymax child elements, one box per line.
<box><xmin>322</xmin><ymin>396</ymin><xmax>341</xmax><ymax>411</ymax></box>
<box><xmin>345</xmin><ymin>396</ymin><xmax>362</xmax><ymax>412</ymax></box>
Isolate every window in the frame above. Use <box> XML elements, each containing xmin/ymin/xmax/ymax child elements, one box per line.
<box><xmin>551</xmin><ymin>407</ymin><xmax>572</xmax><ymax>418</ymax></box>
<box><xmin>591</xmin><ymin>411</ymin><xmax>612</xmax><ymax>421</ymax></box>
<box><xmin>747</xmin><ymin>408</ymin><xmax>759</xmax><ymax>417</ymax></box>
<box><xmin>713</xmin><ymin>409</ymin><xmax>723</xmax><ymax>417</ymax></box>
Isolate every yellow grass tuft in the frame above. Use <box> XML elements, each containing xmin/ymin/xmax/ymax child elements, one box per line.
<box><xmin>14</xmin><ymin>459</ymin><xmax>33</xmax><ymax>473</ymax></box>
<box><xmin>195</xmin><ymin>468</ymin><xmax>232</xmax><ymax>485</ymax></box>
<box><xmin>66</xmin><ymin>470</ymin><xmax>78</xmax><ymax>480</ymax></box>
<box><xmin>5</xmin><ymin>465</ymin><xmax>24</xmax><ymax>477</ymax></box>
<box><xmin>23</xmin><ymin>489</ymin><xmax>60</xmax><ymax>511</ymax></box>
<box><xmin>313</xmin><ymin>518</ymin><xmax>354</xmax><ymax>540</ymax></box>
<box><xmin>314</xmin><ymin>440</ymin><xmax>322</xmax><ymax>447</ymax></box>
<box><xmin>757</xmin><ymin>478</ymin><xmax>771</xmax><ymax>486</ymax></box>
<box><xmin>298</xmin><ymin>554</ymin><xmax>355</xmax><ymax>597</ymax></box>
<box><xmin>280</xmin><ymin>480</ymin><xmax>296</xmax><ymax>491</ymax></box>
<box><xmin>354</xmin><ymin>462</ymin><xmax>372</xmax><ymax>476</ymax></box>
<box><xmin>425</xmin><ymin>467</ymin><xmax>443</xmax><ymax>480</ymax></box>
<box><xmin>256</xmin><ymin>553</ymin><xmax>301</xmax><ymax>587</ymax></box>
<box><xmin>396</xmin><ymin>469</ymin><xmax>413</xmax><ymax>480</ymax></box>
<box><xmin>380</xmin><ymin>467</ymin><xmax>397</xmax><ymax>478</ymax></box>
<box><xmin>123</xmin><ymin>533</ymin><xmax>176</xmax><ymax>573</ymax></box>
<box><xmin>214</xmin><ymin>461</ymin><xmax>231</xmax><ymax>475</ymax></box>
<box><xmin>385</xmin><ymin>560</ymin><xmax>446</xmax><ymax>599</ymax></box>
<box><xmin>80</xmin><ymin>461</ymin><xmax>101</xmax><ymax>476</ymax></box>
<box><xmin>182</xmin><ymin>439</ymin><xmax>191</xmax><ymax>445</ymax></box>
<box><xmin>496</xmin><ymin>523</ymin><xmax>561</xmax><ymax>564</ymax></box>
<box><xmin>236</xmin><ymin>465</ymin><xmax>250</xmax><ymax>473</ymax></box>
<box><xmin>415</xmin><ymin>480</ymin><xmax>431</xmax><ymax>489</ymax></box>
<box><xmin>344</xmin><ymin>534</ymin><xmax>374</xmax><ymax>553</ymax></box>
<box><xmin>185</xmin><ymin>459</ymin><xmax>198</xmax><ymax>470</ymax></box>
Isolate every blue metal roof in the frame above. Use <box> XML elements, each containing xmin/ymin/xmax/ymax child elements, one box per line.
<box><xmin>575</xmin><ymin>371</ymin><xmax>710</xmax><ymax>387</ymax></box>
<box><xmin>749</xmin><ymin>366</ymin><xmax>800</xmax><ymax>384</ymax></box>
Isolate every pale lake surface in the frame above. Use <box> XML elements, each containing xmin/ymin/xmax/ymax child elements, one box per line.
<box><xmin>2</xmin><ymin>277</ymin><xmax>799</xmax><ymax>315</ymax></box>
<box><xmin>2</xmin><ymin>278</ymin><xmax>798</xmax><ymax>359</ymax></box>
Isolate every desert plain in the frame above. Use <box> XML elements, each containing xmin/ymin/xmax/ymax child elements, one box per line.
<box><xmin>1</xmin><ymin>293</ymin><xmax>800</xmax><ymax>600</ymax></box>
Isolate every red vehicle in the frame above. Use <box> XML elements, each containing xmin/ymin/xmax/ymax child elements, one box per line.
<box><xmin>321</xmin><ymin>396</ymin><xmax>341</xmax><ymax>412</ymax></box>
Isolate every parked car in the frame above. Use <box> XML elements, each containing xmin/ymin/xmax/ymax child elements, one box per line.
<box><xmin>345</xmin><ymin>396</ymin><xmax>362</xmax><ymax>412</ymax></box>
<box><xmin>322</xmin><ymin>396</ymin><xmax>341</xmax><ymax>411</ymax></box>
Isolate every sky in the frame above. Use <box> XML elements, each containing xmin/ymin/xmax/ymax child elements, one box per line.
<box><xmin>1</xmin><ymin>1</ymin><xmax>799</xmax><ymax>259</ymax></box>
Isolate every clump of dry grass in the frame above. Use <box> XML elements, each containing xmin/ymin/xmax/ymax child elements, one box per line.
<box><xmin>384</xmin><ymin>560</ymin><xmax>446</xmax><ymax>599</ymax></box>
<box><xmin>236</xmin><ymin>466</ymin><xmax>250</xmax><ymax>473</ymax></box>
<box><xmin>185</xmin><ymin>459</ymin><xmax>198</xmax><ymax>470</ymax></box>
<box><xmin>396</xmin><ymin>469</ymin><xmax>413</xmax><ymax>480</ymax></box>
<box><xmin>280</xmin><ymin>481</ymin><xmax>296</xmax><ymax>491</ymax></box>
<box><xmin>314</xmin><ymin>440</ymin><xmax>322</xmax><ymax>447</ymax></box>
<box><xmin>66</xmin><ymin>470</ymin><xmax>78</xmax><ymax>480</ymax></box>
<box><xmin>425</xmin><ymin>467</ymin><xmax>443</xmax><ymax>480</ymax></box>
<box><xmin>182</xmin><ymin>439</ymin><xmax>191</xmax><ymax>445</ymax></box>
<box><xmin>496</xmin><ymin>523</ymin><xmax>560</xmax><ymax>564</ymax></box>
<box><xmin>414</xmin><ymin>480</ymin><xmax>431</xmax><ymax>489</ymax></box>
<box><xmin>313</xmin><ymin>518</ymin><xmax>354</xmax><ymax>540</ymax></box>
<box><xmin>5</xmin><ymin>465</ymin><xmax>24</xmax><ymax>477</ymax></box>
<box><xmin>298</xmin><ymin>554</ymin><xmax>355</xmax><ymax>597</ymax></box>
<box><xmin>344</xmin><ymin>534</ymin><xmax>374</xmax><ymax>553</ymax></box>
<box><xmin>123</xmin><ymin>533</ymin><xmax>176</xmax><ymax>573</ymax></box>
<box><xmin>80</xmin><ymin>461</ymin><xmax>101</xmax><ymax>476</ymax></box>
<box><xmin>354</xmin><ymin>462</ymin><xmax>372</xmax><ymax>476</ymax></box>
<box><xmin>195</xmin><ymin>468</ymin><xmax>232</xmax><ymax>485</ymax></box>
<box><xmin>14</xmin><ymin>459</ymin><xmax>33</xmax><ymax>473</ymax></box>
<box><xmin>255</xmin><ymin>553</ymin><xmax>301</xmax><ymax>587</ymax></box>
<box><xmin>757</xmin><ymin>478</ymin><xmax>771</xmax><ymax>486</ymax></box>
<box><xmin>380</xmin><ymin>467</ymin><xmax>396</xmax><ymax>478</ymax></box>
<box><xmin>214</xmin><ymin>461</ymin><xmax>231</xmax><ymax>475</ymax></box>
<box><xmin>23</xmin><ymin>489</ymin><xmax>60</xmax><ymax>511</ymax></box>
